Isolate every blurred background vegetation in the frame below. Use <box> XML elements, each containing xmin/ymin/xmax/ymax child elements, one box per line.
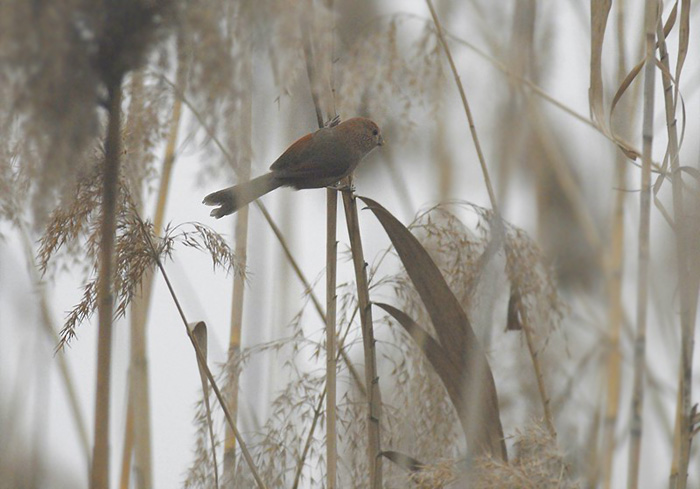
<box><xmin>1</xmin><ymin>0</ymin><xmax>699</xmax><ymax>488</ymax></box>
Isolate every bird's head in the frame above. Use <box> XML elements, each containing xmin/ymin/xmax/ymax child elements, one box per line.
<box><xmin>339</xmin><ymin>117</ymin><xmax>384</xmax><ymax>155</ymax></box>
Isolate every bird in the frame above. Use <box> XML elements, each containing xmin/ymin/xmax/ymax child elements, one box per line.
<box><xmin>203</xmin><ymin>117</ymin><xmax>383</xmax><ymax>218</ymax></box>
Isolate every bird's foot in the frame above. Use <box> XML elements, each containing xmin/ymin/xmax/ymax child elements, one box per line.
<box><xmin>325</xmin><ymin>115</ymin><xmax>341</xmax><ymax>128</ymax></box>
<box><xmin>329</xmin><ymin>181</ymin><xmax>355</xmax><ymax>192</ymax></box>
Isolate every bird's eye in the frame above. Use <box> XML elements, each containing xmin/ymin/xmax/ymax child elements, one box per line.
<box><xmin>372</xmin><ymin>129</ymin><xmax>379</xmax><ymax>136</ymax></box>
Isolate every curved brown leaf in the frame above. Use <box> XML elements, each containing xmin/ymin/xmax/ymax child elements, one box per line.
<box><xmin>590</xmin><ymin>0</ymin><xmax>612</xmax><ymax>129</ymax></box>
<box><xmin>375</xmin><ymin>302</ymin><xmax>463</xmax><ymax>407</ymax></box>
<box><xmin>381</xmin><ymin>450</ymin><xmax>425</xmax><ymax>473</ymax></box>
<box><xmin>360</xmin><ymin>196</ymin><xmax>506</xmax><ymax>460</ymax></box>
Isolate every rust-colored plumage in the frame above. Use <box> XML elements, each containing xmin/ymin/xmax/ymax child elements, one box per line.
<box><xmin>203</xmin><ymin>117</ymin><xmax>383</xmax><ymax>218</ymax></box>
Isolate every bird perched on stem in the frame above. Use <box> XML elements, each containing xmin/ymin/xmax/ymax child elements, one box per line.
<box><xmin>203</xmin><ymin>117</ymin><xmax>383</xmax><ymax>218</ymax></box>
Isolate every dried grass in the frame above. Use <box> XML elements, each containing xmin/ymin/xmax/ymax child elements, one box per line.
<box><xmin>384</xmin><ymin>202</ymin><xmax>565</xmax><ymax>345</ymax></box>
<box><xmin>470</xmin><ymin>422</ymin><xmax>579</xmax><ymax>489</ymax></box>
<box><xmin>38</xmin><ymin>166</ymin><xmax>238</xmax><ymax>349</ymax></box>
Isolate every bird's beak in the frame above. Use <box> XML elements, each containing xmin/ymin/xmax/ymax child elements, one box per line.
<box><xmin>378</xmin><ymin>135</ymin><xmax>385</xmax><ymax>146</ymax></box>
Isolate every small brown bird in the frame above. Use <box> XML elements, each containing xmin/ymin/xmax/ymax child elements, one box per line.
<box><xmin>203</xmin><ymin>117</ymin><xmax>383</xmax><ymax>218</ymax></box>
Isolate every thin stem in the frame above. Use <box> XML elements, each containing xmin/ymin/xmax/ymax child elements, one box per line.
<box><xmin>18</xmin><ymin>223</ymin><xmax>90</xmax><ymax>462</ymax></box>
<box><xmin>122</xmin><ymin>69</ymin><xmax>153</xmax><ymax>489</ymax></box>
<box><xmin>425</xmin><ymin>0</ymin><xmax>498</xmax><ymax>213</ymax></box>
<box><xmin>120</xmin><ymin>37</ymin><xmax>187</xmax><ymax>489</ymax></box>
<box><xmin>224</xmin><ymin>40</ymin><xmax>253</xmax><ymax>487</ymax></box>
<box><xmin>137</xmin><ymin>219</ymin><xmax>268</xmax><ymax>489</ymax></box>
<box><xmin>602</xmin><ymin>2</ymin><xmax>631</xmax><ymax>487</ymax></box>
<box><xmin>301</xmin><ymin>8</ymin><xmax>339</xmax><ymax>484</ymax></box>
<box><xmin>91</xmin><ymin>78</ymin><xmax>123</xmax><ymax>489</ymax></box>
<box><xmin>291</xmin><ymin>310</ymin><xmax>358</xmax><ymax>489</ymax></box>
<box><xmin>656</xmin><ymin>8</ymin><xmax>696</xmax><ymax>488</ymax></box>
<box><xmin>325</xmin><ymin>188</ymin><xmax>338</xmax><ymax>489</ymax></box>
<box><xmin>627</xmin><ymin>1</ymin><xmax>657</xmax><ymax>487</ymax></box>
<box><xmin>520</xmin><ymin>306</ymin><xmax>556</xmax><ymax>438</ymax></box>
<box><xmin>342</xmin><ymin>187</ymin><xmax>383</xmax><ymax>489</ymax></box>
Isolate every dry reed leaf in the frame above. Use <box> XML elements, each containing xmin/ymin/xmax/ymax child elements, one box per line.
<box><xmin>651</xmin><ymin>55</ymin><xmax>688</xmax><ymax>194</ymax></box>
<box><xmin>470</xmin><ymin>422</ymin><xmax>579</xmax><ymax>489</ymax></box>
<box><xmin>589</xmin><ymin>0</ymin><xmax>612</xmax><ymax>130</ymax></box>
<box><xmin>384</xmin><ymin>451</ymin><xmax>459</xmax><ymax>489</ymax></box>
<box><xmin>381</xmin><ymin>450</ymin><xmax>425</xmax><ymax>473</ymax></box>
<box><xmin>609</xmin><ymin>58</ymin><xmax>644</xmax><ymax>127</ymax></box>
<box><xmin>188</xmin><ymin>320</ymin><xmax>219</xmax><ymax>487</ymax></box>
<box><xmin>608</xmin><ymin>57</ymin><xmax>645</xmax><ymax>161</ymax></box>
<box><xmin>190</xmin><ymin>321</ymin><xmax>209</xmax><ymax>384</ymax></box>
<box><xmin>675</xmin><ymin>0</ymin><xmax>690</xmax><ymax>89</ymax></box>
<box><xmin>39</xmin><ymin>167</ymin><xmax>237</xmax><ymax>349</ymax></box>
<box><xmin>375</xmin><ymin>302</ymin><xmax>467</xmax><ymax>426</ymax></box>
<box><xmin>662</xmin><ymin>1</ymin><xmax>678</xmax><ymax>42</ymax></box>
<box><xmin>359</xmin><ymin>196</ymin><xmax>506</xmax><ymax>461</ymax></box>
<box><xmin>506</xmin><ymin>287</ymin><xmax>523</xmax><ymax>331</ymax></box>
<box><xmin>407</xmin><ymin>460</ymin><xmax>458</xmax><ymax>489</ymax></box>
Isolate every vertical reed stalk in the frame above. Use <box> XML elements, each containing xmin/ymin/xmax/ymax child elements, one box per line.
<box><xmin>326</xmin><ymin>188</ymin><xmax>338</xmax><ymax>489</ymax></box>
<box><xmin>119</xmin><ymin>36</ymin><xmax>187</xmax><ymax>489</ymax></box>
<box><xmin>292</xmin><ymin>314</ymin><xmax>358</xmax><ymax>489</ymax></box>
<box><xmin>519</xmin><ymin>306</ymin><xmax>556</xmax><ymax>437</ymax></box>
<box><xmin>627</xmin><ymin>1</ymin><xmax>657</xmax><ymax>487</ymax></box>
<box><xmin>655</xmin><ymin>6</ymin><xmax>696</xmax><ymax>487</ymax></box>
<box><xmin>323</xmin><ymin>1</ymin><xmax>338</xmax><ymax>484</ymax></box>
<box><xmin>224</xmin><ymin>45</ymin><xmax>253</xmax><ymax>488</ymax></box>
<box><xmin>92</xmin><ymin>77</ymin><xmax>123</xmax><ymax>489</ymax></box>
<box><xmin>136</xmin><ymin>218</ymin><xmax>267</xmax><ymax>489</ymax></box>
<box><xmin>425</xmin><ymin>0</ymin><xmax>498</xmax><ymax>213</ymax></box>
<box><xmin>122</xmin><ymin>69</ymin><xmax>153</xmax><ymax>489</ymax></box>
<box><xmin>342</xmin><ymin>188</ymin><xmax>383</xmax><ymax>489</ymax></box>
<box><xmin>18</xmin><ymin>223</ymin><xmax>90</xmax><ymax>462</ymax></box>
<box><xmin>301</xmin><ymin>3</ymin><xmax>339</xmax><ymax>484</ymax></box>
<box><xmin>602</xmin><ymin>2</ymin><xmax>630</xmax><ymax>487</ymax></box>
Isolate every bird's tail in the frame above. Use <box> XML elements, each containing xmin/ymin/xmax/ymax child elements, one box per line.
<box><xmin>203</xmin><ymin>173</ymin><xmax>281</xmax><ymax>218</ymax></box>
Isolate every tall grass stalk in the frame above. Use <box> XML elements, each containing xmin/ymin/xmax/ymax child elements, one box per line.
<box><xmin>302</xmin><ymin>5</ymin><xmax>343</xmax><ymax>485</ymax></box>
<box><xmin>325</xmin><ymin>188</ymin><xmax>338</xmax><ymax>489</ymax></box>
<box><xmin>119</xmin><ymin>37</ymin><xmax>187</xmax><ymax>489</ymax></box>
<box><xmin>119</xmin><ymin>70</ymin><xmax>153</xmax><ymax>489</ymax></box>
<box><xmin>91</xmin><ymin>79</ymin><xmax>123</xmax><ymax>489</ymax></box>
<box><xmin>18</xmin><ymin>223</ymin><xmax>90</xmax><ymax>462</ymax></box>
<box><xmin>137</xmin><ymin>218</ymin><xmax>267</xmax><ymax>489</ymax></box>
<box><xmin>292</xmin><ymin>311</ymin><xmax>359</xmax><ymax>489</ymax></box>
<box><xmin>627</xmin><ymin>1</ymin><xmax>658</xmax><ymax>487</ymax></box>
<box><xmin>224</xmin><ymin>48</ymin><xmax>253</xmax><ymax>488</ymax></box>
<box><xmin>324</xmin><ymin>4</ymin><xmax>339</xmax><ymax>485</ymax></box>
<box><xmin>601</xmin><ymin>2</ymin><xmax>632</xmax><ymax>487</ymax></box>
<box><xmin>425</xmin><ymin>0</ymin><xmax>498</xmax><ymax>212</ymax></box>
<box><xmin>342</xmin><ymin>188</ymin><xmax>383</xmax><ymax>489</ymax></box>
<box><xmin>655</xmin><ymin>5</ymin><xmax>697</xmax><ymax>487</ymax></box>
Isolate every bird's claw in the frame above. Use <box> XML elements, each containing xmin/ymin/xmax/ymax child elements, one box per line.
<box><xmin>329</xmin><ymin>181</ymin><xmax>355</xmax><ymax>192</ymax></box>
<box><xmin>326</xmin><ymin>115</ymin><xmax>341</xmax><ymax>128</ymax></box>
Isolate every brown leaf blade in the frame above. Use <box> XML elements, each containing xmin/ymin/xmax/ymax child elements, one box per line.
<box><xmin>381</xmin><ymin>450</ymin><xmax>425</xmax><ymax>473</ymax></box>
<box><xmin>375</xmin><ymin>302</ymin><xmax>462</xmax><ymax>407</ymax></box>
<box><xmin>589</xmin><ymin>0</ymin><xmax>613</xmax><ymax>129</ymax></box>
<box><xmin>675</xmin><ymin>0</ymin><xmax>690</xmax><ymax>90</ymax></box>
<box><xmin>188</xmin><ymin>320</ymin><xmax>220</xmax><ymax>486</ymax></box>
<box><xmin>360</xmin><ymin>196</ymin><xmax>506</xmax><ymax>460</ymax></box>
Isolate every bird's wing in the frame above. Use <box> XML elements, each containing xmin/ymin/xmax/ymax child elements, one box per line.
<box><xmin>270</xmin><ymin>129</ymin><xmax>350</xmax><ymax>179</ymax></box>
<box><xmin>269</xmin><ymin>132</ymin><xmax>317</xmax><ymax>172</ymax></box>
